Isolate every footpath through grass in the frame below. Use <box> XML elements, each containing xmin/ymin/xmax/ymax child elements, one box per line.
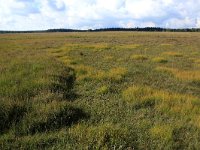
<box><xmin>0</xmin><ymin>32</ymin><xmax>200</xmax><ymax>149</ymax></box>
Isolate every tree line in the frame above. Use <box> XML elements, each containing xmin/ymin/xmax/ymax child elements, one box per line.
<box><xmin>1</xmin><ymin>27</ymin><xmax>200</xmax><ymax>33</ymax></box>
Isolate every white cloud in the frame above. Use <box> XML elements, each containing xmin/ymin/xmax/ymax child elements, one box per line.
<box><xmin>0</xmin><ymin>0</ymin><xmax>200</xmax><ymax>30</ymax></box>
<box><xmin>165</xmin><ymin>17</ymin><xmax>196</xmax><ymax>28</ymax></box>
<box><xmin>196</xmin><ymin>19</ymin><xmax>200</xmax><ymax>28</ymax></box>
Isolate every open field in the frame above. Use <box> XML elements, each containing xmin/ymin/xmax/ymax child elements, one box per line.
<box><xmin>0</xmin><ymin>32</ymin><xmax>200</xmax><ymax>149</ymax></box>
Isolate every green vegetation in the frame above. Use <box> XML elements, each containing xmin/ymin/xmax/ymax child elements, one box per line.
<box><xmin>152</xmin><ymin>57</ymin><xmax>168</xmax><ymax>63</ymax></box>
<box><xmin>96</xmin><ymin>86</ymin><xmax>110</xmax><ymax>95</ymax></box>
<box><xmin>131</xmin><ymin>54</ymin><xmax>148</xmax><ymax>61</ymax></box>
<box><xmin>1</xmin><ymin>32</ymin><xmax>200</xmax><ymax>149</ymax></box>
<box><xmin>162</xmin><ymin>51</ymin><xmax>183</xmax><ymax>57</ymax></box>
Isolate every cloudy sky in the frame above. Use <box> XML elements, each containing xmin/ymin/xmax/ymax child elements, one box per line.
<box><xmin>0</xmin><ymin>0</ymin><xmax>200</xmax><ymax>30</ymax></box>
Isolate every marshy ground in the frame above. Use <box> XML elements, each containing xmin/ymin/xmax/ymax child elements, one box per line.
<box><xmin>0</xmin><ymin>32</ymin><xmax>200</xmax><ymax>149</ymax></box>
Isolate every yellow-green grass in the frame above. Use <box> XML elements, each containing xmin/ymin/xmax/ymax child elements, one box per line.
<box><xmin>191</xmin><ymin>52</ymin><xmax>199</xmax><ymax>55</ymax></box>
<box><xmin>104</xmin><ymin>56</ymin><xmax>114</xmax><ymax>61</ymax></box>
<box><xmin>107</xmin><ymin>67</ymin><xmax>127</xmax><ymax>81</ymax></box>
<box><xmin>92</xmin><ymin>67</ymin><xmax>127</xmax><ymax>82</ymax></box>
<box><xmin>152</xmin><ymin>57</ymin><xmax>168</xmax><ymax>63</ymax></box>
<box><xmin>117</xmin><ymin>44</ymin><xmax>141</xmax><ymax>50</ymax></box>
<box><xmin>122</xmin><ymin>85</ymin><xmax>200</xmax><ymax>115</ymax></box>
<box><xmin>116</xmin><ymin>58</ymin><xmax>124</xmax><ymax>62</ymax></box>
<box><xmin>195</xmin><ymin>59</ymin><xmax>200</xmax><ymax>64</ymax></box>
<box><xmin>73</xmin><ymin>65</ymin><xmax>94</xmax><ymax>81</ymax></box>
<box><xmin>156</xmin><ymin>66</ymin><xmax>200</xmax><ymax>81</ymax></box>
<box><xmin>162</xmin><ymin>51</ymin><xmax>183</xmax><ymax>57</ymax></box>
<box><xmin>150</xmin><ymin>124</ymin><xmax>172</xmax><ymax>141</ymax></box>
<box><xmin>1</xmin><ymin>32</ymin><xmax>200</xmax><ymax>149</ymax></box>
<box><xmin>195</xmin><ymin>59</ymin><xmax>200</xmax><ymax>67</ymax></box>
<box><xmin>69</xmin><ymin>123</ymin><xmax>133</xmax><ymax>149</ymax></box>
<box><xmin>96</xmin><ymin>86</ymin><xmax>110</xmax><ymax>95</ymax></box>
<box><xmin>131</xmin><ymin>54</ymin><xmax>148</xmax><ymax>61</ymax></box>
<box><xmin>70</xmin><ymin>65</ymin><xmax>127</xmax><ymax>82</ymax></box>
<box><xmin>160</xmin><ymin>44</ymin><xmax>173</xmax><ymax>46</ymax></box>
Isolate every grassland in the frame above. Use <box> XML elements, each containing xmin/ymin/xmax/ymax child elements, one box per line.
<box><xmin>0</xmin><ymin>32</ymin><xmax>200</xmax><ymax>149</ymax></box>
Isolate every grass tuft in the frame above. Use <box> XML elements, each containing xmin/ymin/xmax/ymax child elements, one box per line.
<box><xmin>96</xmin><ymin>86</ymin><xmax>110</xmax><ymax>95</ymax></box>
<box><xmin>93</xmin><ymin>67</ymin><xmax>127</xmax><ymax>82</ymax></box>
<box><xmin>162</xmin><ymin>52</ymin><xmax>183</xmax><ymax>57</ymax></box>
<box><xmin>150</xmin><ymin>125</ymin><xmax>172</xmax><ymax>141</ymax></box>
<box><xmin>156</xmin><ymin>67</ymin><xmax>200</xmax><ymax>81</ymax></box>
<box><xmin>131</xmin><ymin>54</ymin><xmax>148</xmax><ymax>61</ymax></box>
<box><xmin>69</xmin><ymin>123</ymin><xmax>135</xmax><ymax>149</ymax></box>
<box><xmin>152</xmin><ymin>57</ymin><xmax>168</xmax><ymax>63</ymax></box>
<box><xmin>108</xmin><ymin>67</ymin><xmax>127</xmax><ymax>81</ymax></box>
<box><xmin>122</xmin><ymin>85</ymin><xmax>199</xmax><ymax>115</ymax></box>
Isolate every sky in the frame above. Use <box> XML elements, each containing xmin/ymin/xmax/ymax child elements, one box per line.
<box><xmin>0</xmin><ymin>0</ymin><xmax>200</xmax><ymax>30</ymax></box>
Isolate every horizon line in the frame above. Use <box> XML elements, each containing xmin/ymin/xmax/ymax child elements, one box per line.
<box><xmin>1</xmin><ymin>27</ymin><xmax>200</xmax><ymax>33</ymax></box>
